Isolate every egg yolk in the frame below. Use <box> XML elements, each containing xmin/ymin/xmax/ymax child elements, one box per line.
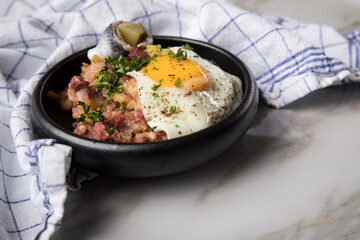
<box><xmin>142</xmin><ymin>55</ymin><xmax>210</xmax><ymax>91</ymax></box>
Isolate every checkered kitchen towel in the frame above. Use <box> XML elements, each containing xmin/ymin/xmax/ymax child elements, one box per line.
<box><xmin>1</xmin><ymin>0</ymin><xmax>360</xmax><ymax>239</ymax></box>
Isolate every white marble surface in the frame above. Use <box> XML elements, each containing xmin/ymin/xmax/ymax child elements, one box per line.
<box><xmin>53</xmin><ymin>1</ymin><xmax>360</xmax><ymax>239</ymax></box>
<box><xmin>232</xmin><ymin>0</ymin><xmax>360</xmax><ymax>33</ymax></box>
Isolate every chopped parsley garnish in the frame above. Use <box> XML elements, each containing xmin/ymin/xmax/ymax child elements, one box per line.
<box><xmin>78</xmin><ymin>101</ymin><xmax>90</xmax><ymax>114</ymax></box>
<box><xmin>106</xmin><ymin>92</ymin><xmax>114</xmax><ymax>104</ymax></box>
<box><xmin>130</xmin><ymin>108</ymin><xmax>135</xmax><ymax>111</ymax></box>
<box><xmin>113</xmin><ymin>86</ymin><xmax>123</xmax><ymax>93</ymax></box>
<box><xmin>168</xmin><ymin>49</ymin><xmax>176</xmax><ymax>58</ymax></box>
<box><xmin>176</xmin><ymin>50</ymin><xmax>187</xmax><ymax>61</ymax></box>
<box><xmin>77</xmin><ymin>101</ymin><xmax>106</xmax><ymax>124</ymax></box>
<box><xmin>152</xmin><ymin>66</ymin><xmax>159</xmax><ymax>70</ymax></box>
<box><xmin>87</xmin><ymin>108</ymin><xmax>106</xmax><ymax>124</ymax></box>
<box><xmin>193</xmin><ymin>55</ymin><xmax>199</xmax><ymax>58</ymax></box>
<box><xmin>168</xmin><ymin>47</ymin><xmax>188</xmax><ymax>61</ymax></box>
<box><xmin>175</xmin><ymin>124</ymin><xmax>179</xmax><ymax>128</ymax></box>
<box><xmin>151</xmin><ymin>126</ymin><xmax>157</xmax><ymax>131</ymax></box>
<box><xmin>151</xmin><ymin>79</ymin><xmax>162</xmax><ymax>91</ymax></box>
<box><xmin>77</xmin><ymin>114</ymin><xmax>86</xmax><ymax>123</ymax></box>
<box><xmin>149</xmin><ymin>54</ymin><xmax>159</xmax><ymax>61</ymax></box>
<box><xmin>95</xmin><ymin>64</ymin><xmax>122</xmax><ymax>94</ymax></box>
<box><xmin>105</xmin><ymin>55</ymin><xmax>150</xmax><ymax>74</ymax></box>
<box><xmin>152</xmin><ymin>92</ymin><xmax>159</xmax><ymax>99</ymax></box>
<box><xmin>119</xmin><ymin>101</ymin><xmax>125</xmax><ymax>110</ymax></box>
<box><xmin>169</xmin><ymin>106</ymin><xmax>177</xmax><ymax>114</ymax></box>
<box><xmin>95</xmin><ymin>55</ymin><xmax>150</xmax><ymax>103</ymax></box>
<box><xmin>109</xmin><ymin>127</ymin><xmax>115</xmax><ymax>135</ymax></box>
<box><xmin>181</xmin><ymin>43</ymin><xmax>193</xmax><ymax>50</ymax></box>
<box><xmin>175</xmin><ymin>78</ymin><xmax>181</xmax><ymax>88</ymax></box>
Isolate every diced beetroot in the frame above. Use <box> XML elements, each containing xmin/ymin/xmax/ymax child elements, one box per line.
<box><xmin>69</xmin><ymin>76</ymin><xmax>86</xmax><ymax>92</ymax></box>
<box><xmin>105</xmin><ymin>118</ymin><xmax>115</xmax><ymax>128</ymax></box>
<box><xmin>156</xmin><ymin>131</ymin><xmax>167</xmax><ymax>141</ymax></box>
<box><xmin>114</xmin><ymin>112</ymin><xmax>125</xmax><ymax>129</ymax></box>
<box><xmin>135</xmin><ymin>109</ymin><xmax>144</xmax><ymax>118</ymax></box>
<box><xmin>111</xmin><ymin>130</ymin><xmax>122</xmax><ymax>142</ymax></box>
<box><xmin>135</xmin><ymin>137</ymin><xmax>148</xmax><ymax>143</ymax></box>
<box><xmin>93</xmin><ymin>122</ymin><xmax>110</xmax><ymax>141</ymax></box>
<box><xmin>128</xmin><ymin>46</ymin><xmax>150</xmax><ymax>58</ymax></box>
<box><xmin>74</xmin><ymin>124</ymin><xmax>89</xmax><ymax>136</ymax></box>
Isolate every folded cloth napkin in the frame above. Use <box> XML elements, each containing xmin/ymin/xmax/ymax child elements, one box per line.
<box><xmin>1</xmin><ymin>0</ymin><xmax>360</xmax><ymax>239</ymax></box>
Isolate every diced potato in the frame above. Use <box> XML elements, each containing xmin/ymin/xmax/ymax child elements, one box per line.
<box><xmin>61</xmin><ymin>98</ymin><xmax>73</xmax><ymax>111</ymax></box>
<box><xmin>113</xmin><ymin>93</ymin><xmax>129</xmax><ymax>103</ymax></box>
<box><xmin>118</xmin><ymin>23</ymin><xmax>145</xmax><ymax>46</ymax></box>
<box><xmin>91</xmin><ymin>54</ymin><xmax>104</xmax><ymax>63</ymax></box>
<box><xmin>46</xmin><ymin>90</ymin><xmax>58</xmax><ymax>100</ymax></box>
<box><xmin>160</xmin><ymin>49</ymin><xmax>170</xmax><ymax>56</ymax></box>
<box><xmin>126</xmin><ymin>99</ymin><xmax>137</xmax><ymax>110</ymax></box>
<box><xmin>145</xmin><ymin>44</ymin><xmax>161</xmax><ymax>57</ymax></box>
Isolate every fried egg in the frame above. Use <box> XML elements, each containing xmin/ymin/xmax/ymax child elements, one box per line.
<box><xmin>127</xmin><ymin>47</ymin><xmax>242</xmax><ymax>139</ymax></box>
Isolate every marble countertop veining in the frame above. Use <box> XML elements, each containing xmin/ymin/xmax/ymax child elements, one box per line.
<box><xmin>53</xmin><ymin>1</ymin><xmax>360</xmax><ymax>240</ymax></box>
<box><xmin>231</xmin><ymin>0</ymin><xmax>360</xmax><ymax>33</ymax></box>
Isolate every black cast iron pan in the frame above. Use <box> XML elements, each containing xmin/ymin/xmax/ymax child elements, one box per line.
<box><xmin>31</xmin><ymin>36</ymin><xmax>258</xmax><ymax>177</ymax></box>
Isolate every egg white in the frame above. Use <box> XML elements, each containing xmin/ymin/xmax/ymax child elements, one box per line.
<box><xmin>127</xmin><ymin>47</ymin><xmax>243</xmax><ymax>139</ymax></box>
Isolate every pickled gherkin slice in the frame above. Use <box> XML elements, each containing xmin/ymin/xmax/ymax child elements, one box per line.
<box><xmin>118</xmin><ymin>23</ymin><xmax>145</xmax><ymax>47</ymax></box>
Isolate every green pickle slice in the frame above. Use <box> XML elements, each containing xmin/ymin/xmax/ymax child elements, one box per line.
<box><xmin>118</xmin><ymin>23</ymin><xmax>145</xmax><ymax>46</ymax></box>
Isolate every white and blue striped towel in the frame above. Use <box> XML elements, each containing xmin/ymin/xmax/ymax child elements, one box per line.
<box><xmin>1</xmin><ymin>0</ymin><xmax>360</xmax><ymax>239</ymax></box>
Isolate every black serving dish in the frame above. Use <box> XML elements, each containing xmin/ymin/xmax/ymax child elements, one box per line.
<box><xmin>31</xmin><ymin>36</ymin><xmax>258</xmax><ymax>177</ymax></box>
